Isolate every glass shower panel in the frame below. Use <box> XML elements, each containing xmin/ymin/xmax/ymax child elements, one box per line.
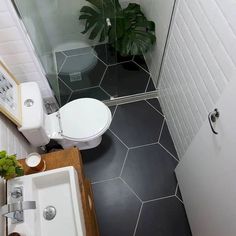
<box><xmin>13</xmin><ymin>0</ymin><xmax>60</xmax><ymax>103</ymax></box>
<box><xmin>12</xmin><ymin>0</ymin><xmax>159</xmax><ymax>106</ymax></box>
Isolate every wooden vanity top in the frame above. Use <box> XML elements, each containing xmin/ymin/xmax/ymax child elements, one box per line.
<box><xmin>18</xmin><ymin>147</ymin><xmax>99</xmax><ymax>236</ymax></box>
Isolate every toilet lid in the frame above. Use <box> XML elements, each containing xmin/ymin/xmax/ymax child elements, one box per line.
<box><xmin>59</xmin><ymin>98</ymin><xmax>112</xmax><ymax>141</ymax></box>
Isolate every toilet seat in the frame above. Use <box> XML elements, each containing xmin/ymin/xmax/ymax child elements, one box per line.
<box><xmin>59</xmin><ymin>98</ymin><xmax>112</xmax><ymax>142</ymax></box>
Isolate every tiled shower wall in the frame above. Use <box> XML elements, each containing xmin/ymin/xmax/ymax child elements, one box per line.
<box><xmin>158</xmin><ymin>0</ymin><xmax>236</xmax><ymax>157</ymax></box>
<box><xmin>0</xmin><ymin>0</ymin><xmax>53</xmax><ymax>98</ymax></box>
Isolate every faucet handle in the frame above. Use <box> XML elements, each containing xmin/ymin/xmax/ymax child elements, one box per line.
<box><xmin>1</xmin><ymin>201</ymin><xmax>36</xmax><ymax>215</ymax></box>
<box><xmin>10</xmin><ymin>187</ymin><xmax>22</xmax><ymax>199</ymax></box>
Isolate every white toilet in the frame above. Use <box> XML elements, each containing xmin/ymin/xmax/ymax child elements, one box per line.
<box><xmin>18</xmin><ymin>82</ymin><xmax>112</xmax><ymax>150</ymax></box>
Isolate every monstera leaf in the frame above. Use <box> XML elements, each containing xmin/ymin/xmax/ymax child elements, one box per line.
<box><xmin>79</xmin><ymin>0</ymin><xmax>122</xmax><ymax>42</ymax></box>
<box><xmin>79</xmin><ymin>1</ymin><xmax>156</xmax><ymax>56</ymax></box>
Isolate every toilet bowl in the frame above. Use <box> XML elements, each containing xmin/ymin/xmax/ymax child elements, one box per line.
<box><xmin>19</xmin><ymin>82</ymin><xmax>112</xmax><ymax>150</ymax></box>
<box><xmin>46</xmin><ymin>98</ymin><xmax>112</xmax><ymax>149</ymax></box>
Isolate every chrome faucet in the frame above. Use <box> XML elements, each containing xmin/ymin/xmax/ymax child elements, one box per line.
<box><xmin>1</xmin><ymin>187</ymin><xmax>36</xmax><ymax>224</ymax></box>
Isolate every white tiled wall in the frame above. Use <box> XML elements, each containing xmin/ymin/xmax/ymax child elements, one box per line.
<box><xmin>158</xmin><ymin>0</ymin><xmax>236</xmax><ymax>158</ymax></box>
<box><xmin>0</xmin><ymin>112</ymin><xmax>34</xmax><ymax>236</ymax></box>
<box><xmin>0</xmin><ymin>0</ymin><xmax>53</xmax><ymax>99</ymax></box>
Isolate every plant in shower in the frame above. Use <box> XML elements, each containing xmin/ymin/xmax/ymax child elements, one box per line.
<box><xmin>0</xmin><ymin>150</ymin><xmax>24</xmax><ymax>180</ymax></box>
<box><xmin>79</xmin><ymin>0</ymin><xmax>156</xmax><ymax>56</ymax></box>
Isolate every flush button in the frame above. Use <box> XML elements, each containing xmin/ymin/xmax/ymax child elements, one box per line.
<box><xmin>24</xmin><ymin>99</ymin><xmax>34</xmax><ymax>107</ymax></box>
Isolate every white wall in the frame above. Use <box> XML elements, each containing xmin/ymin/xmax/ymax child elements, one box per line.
<box><xmin>139</xmin><ymin>0</ymin><xmax>175</xmax><ymax>86</ymax></box>
<box><xmin>0</xmin><ymin>113</ymin><xmax>34</xmax><ymax>236</ymax></box>
<box><xmin>0</xmin><ymin>0</ymin><xmax>53</xmax><ymax>99</ymax></box>
<box><xmin>158</xmin><ymin>0</ymin><xmax>236</xmax><ymax>158</ymax></box>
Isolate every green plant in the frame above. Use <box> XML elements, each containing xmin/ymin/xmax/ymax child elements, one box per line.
<box><xmin>79</xmin><ymin>0</ymin><xmax>156</xmax><ymax>56</ymax></box>
<box><xmin>0</xmin><ymin>151</ymin><xmax>24</xmax><ymax>180</ymax></box>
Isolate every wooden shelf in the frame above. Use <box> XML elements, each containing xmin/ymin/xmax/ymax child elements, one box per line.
<box><xmin>18</xmin><ymin>147</ymin><xmax>99</xmax><ymax>236</ymax></box>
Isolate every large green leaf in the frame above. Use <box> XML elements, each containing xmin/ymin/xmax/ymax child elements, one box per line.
<box><xmin>79</xmin><ymin>1</ymin><xmax>156</xmax><ymax>55</ymax></box>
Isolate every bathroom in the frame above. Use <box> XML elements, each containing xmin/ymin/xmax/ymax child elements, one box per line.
<box><xmin>0</xmin><ymin>0</ymin><xmax>236</xmax><ymax>235</ymax></box>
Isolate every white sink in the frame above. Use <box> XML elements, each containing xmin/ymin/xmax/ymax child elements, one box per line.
<box><xmin>7</xmin><ymin>167</ymin><xmax>86</xmax><ymax>236</ymax></box>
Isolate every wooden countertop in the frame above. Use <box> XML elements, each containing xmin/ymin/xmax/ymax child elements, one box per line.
<box><xmin>18</xmin><ymin>147</ymin><xmax>99</xmax><ymax>236</ymax></box>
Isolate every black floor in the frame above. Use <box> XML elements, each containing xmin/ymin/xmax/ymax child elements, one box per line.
<box><xmin>81</xmin><ymin>99</ymin><xmax>191</xmax><ymax>236</ymax></box>
<box><xmin>55</xmin><ymin>44</ymin><xmax>156</xmax><ymax>106</ymax></box>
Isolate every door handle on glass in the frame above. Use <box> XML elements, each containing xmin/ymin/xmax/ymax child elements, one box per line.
<box><xmin>208</xmin><ymin>108</ymin><xmax>220</xmax><ymax>135</ymax></box>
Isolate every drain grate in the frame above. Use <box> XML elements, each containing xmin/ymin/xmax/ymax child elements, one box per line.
<box><xmin>69</xmin><ymin>72</ymin><xmax>82</xmax><ymax>82</ymax></box>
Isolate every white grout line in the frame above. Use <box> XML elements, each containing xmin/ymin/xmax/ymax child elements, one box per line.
<box><xmin>175</xmin><ymin>183</ymin><xmax>179</xmax><ymax>195</ymax></box>
<box><xmin>58</xmin><ymin>56</ymin><xmax>67</xmax><ymax>74</ymax></box>
<box><xmin>109</xmin><ymin>60</ymin><xmax>134</xmax><ymax>67</ymax></box>
<box><xmin>144</xmin><ymin>76</ymin><xmax>151</xmax><ymax>93</ymax></box>
<box><xmin>129</xmin><ymin>142</ymin><xmax>159</xmax><ymax>150</ymax></box>
<box><xmin>66</xmin><ymin>91</ymin><xmax>73</xmax><ymax>104</ymax></box>
<box><xmin>132</xmin><ymin>60</ymin><xmax>150</xmax><ymax>74</ymax></box>
<box><xmin>143</xmin><ymin>195</ymin><xmax>175</xmax><ymax>204</ymax></box>
<box><xmin>133</xmin><ymin>203</ymin><xmax>143</xmax><ymax>236</ymax></box>
<box><xmin>175</xmin><ymin>195</ymin><xmax>183</xmax><ymax>204</ymax></box>
<box><xmin>60</xmin><ymin>51</ymin><xmax>68</xmax><ymax>57</ymax></box>
<box><xmin>73</xmin><ymin>85</ymin><xmax>100</xmax><ymax>92</ymax></box>
<box><xmin>109</xmin><ymin>128</ymin><xmax>129</xmax><ymax>149</ymax></box>
<box><xmin>120</xmin><ymin>178</ymin><xmax>143</xmax><ymax>203</ymax></box>
<box><xmin>99</xmin><ymin>85</ymin><xmax>112</xmax><ymax>98</ymax></box>
<box><xmin>91</xmin><ymin>177</ymin><xmax>120</xmax><ymax>185</ymax></box>
<box><xmin>145</xmin><ymin>100</ymin><xmax>165</xmax><ymax>118</ymax></box>
<box><xmin>58</xmin><ymin>76</ymin><xmax>73</xmax><ymax>92</ymax></box>
<box><xmin>111</xmin><ymin>105</ymin><xmax>118</xmax><ymax>118</ymax></box>
<box><xmin>93</xmin><ymin>51</ymin><xmax>108</xmax><ymax>67</ymax></box>
<box><xmin>99</xmin><ymin>66</ymin><xmax>109</xmax><ymax>86</ymax></box>
<box><xmin>119</xmin><ymin>149</ymin><xmax>129</xmax><ymax>177</ymax></box>
<box><xmin>158</xmin><ymin>118</ymin><xmax>166</xmax><ymax>143</ymax></box>
<box><xmin>158</xmin><ymin>143</ymin><xmax>179</xmax><ymax>162</ymax></box>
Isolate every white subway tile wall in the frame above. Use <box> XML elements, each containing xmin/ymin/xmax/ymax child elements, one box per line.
<box><xmin>158</xmin><ymin>0</ymin><xmax>236</xmax><ymax>157</ymax></box>
<box><xmin>0</xmin><ymin>0</ymin><xmax>53</xmax><ymax>98</ymax></box>
<box><xmin>0</xmin><ymin>1</ymin><xmax>43</xmax><ymax>233</ymax></box>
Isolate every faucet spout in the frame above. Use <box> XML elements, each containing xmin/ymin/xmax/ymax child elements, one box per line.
<box><xmin>1</xmin><ymin>201</ymin><xmax>36</xmax><ymax>223</ymax></box>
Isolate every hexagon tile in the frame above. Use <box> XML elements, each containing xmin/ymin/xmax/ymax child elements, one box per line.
<box><xmin>55</xmin><ymin>44</ymin><xmax>156</xmax><ymax>105</ymax></box>
<box><xmin>81</xmin><ymin>130</ymin><xmax>128</xmax><ymax>183</ymax></box>
<box><xmin>81</xmin><ymin>99</ymin><xmax>191</xmax><ymax>236</ymax></box>
<box><xmin>121</xmin><ymin>143</ymin><xmax>178</xmax><ymax>201</ymax></box>
<box><xmin>110</xmin><ymin>100</ymin><xmax>164</xmax><ymax>147</ymax></box>
<box><xmin>92</xmin><ymin>178</ymin><xmax>142</xmax><ymax>236</ymax></box>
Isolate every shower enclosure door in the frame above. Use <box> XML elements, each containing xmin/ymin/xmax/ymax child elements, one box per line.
<box><xmin>12</xmin><ymin>0</ymin><xmax>161</xmax><ymax>106</ymax></box>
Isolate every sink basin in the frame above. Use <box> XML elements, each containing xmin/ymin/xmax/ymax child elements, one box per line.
<box><xmin>7</xmin><ymin>167</ymin><xmax>86</xmax><ymax>236</ymax></box>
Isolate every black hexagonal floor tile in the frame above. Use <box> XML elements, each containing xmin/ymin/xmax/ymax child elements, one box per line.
<box><xmin>160</xmin><ymin>121</ymin><xmax>178</xmax><ymax>158</ymax></box>
<box><xmin>81</xmin><ymin>130</ymin><xmax>128</xmax><ymax>182</ymax></box>
<box><xmin>136</xmin><ymin>197</ymin><xmax>192</xmax><ymax>236</ymax></box>
<box><xmin>58</xmin><ymin>78</ymin><xmax>72</xmax><ymax>106</ymax></box>
<box><xmin>110</xmin><ymin>101</ymin><xmax>164</xmax><ymax>147</ymax></box>
<box><xmin>92</xmin><ymin>178</ymin><xmax>141</xmax><ymax>236</ymax></box>
<box><xmin>69</xmin><ymin>87</ymin><xmax>110</xmax><ymax>101</ymax></box>
<box><xmin>133</xmin><ymin>55</ymin><xmax>149</xmax><ymax>72</ymax></box>
<box><xmin>121</xmin><ymin>143</ymin><xmax>178</xmax><ymax>201</ymax></box>
<box><xmin>146</xmin><ymin>98</ymin><xmax>163</xmax><ymax>114</ymax></box>
<box><xmin>59</xmin><ymin>52</ymin><xmax>107</xmax><ymax>90</ymax></box>
<box><xmin>146</xmin><ymin>78</ymin><xmax>156</xmax><ymax>92</ymax></box>
<box><xmin>95</xmin><ymin>43</ymin><xmax>133</xmax><ymax>65</ymax></box>
<box><xmin>101</xmin><ymin>61</ymin><xmax>150</xmax><ymax>98</ymax></box>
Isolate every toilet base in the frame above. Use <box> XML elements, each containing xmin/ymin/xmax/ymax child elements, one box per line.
<box><xmin>56</xmin><ymin>136</ymin><xmax>102</xmax><ymax>150</ymax></box>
